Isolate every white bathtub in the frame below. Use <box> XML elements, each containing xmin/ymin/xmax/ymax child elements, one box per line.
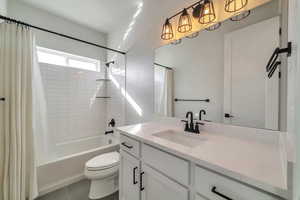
<box><xmin>37</xmin><ymin>135</ymin><xmax>119</xmax><ymax>196</ymax></box>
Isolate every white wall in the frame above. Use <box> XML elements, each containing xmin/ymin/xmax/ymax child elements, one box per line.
<box><xmin>290</xmin><ymin>0</ymin><xmax>300</xmax><ymax>197</ymax></box>
<box><xmin>286</xmin><ymin>0</ymin><xmax>300</xmax><ymax>198</ymax></box>
<box><xmin>0</xmin><ymin>0</ymin><xmax>6</xmax><ymax>195</ymax></box>
<box><xmin>108</xmin><ymin>30</ymin><xmax>157</xmax><ymax>124</ymax></box>
<box><xmin>0</xmin><ymin>0</ymin><xmax>6</xmax><ymax>16</ymax></box>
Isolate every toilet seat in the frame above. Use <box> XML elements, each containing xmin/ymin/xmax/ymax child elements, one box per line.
<box><xmin>84</xmin><ymin>152</ymin><xmax>120</xmax><ymax>199</ymax></box>
<box><xmin>86</xmin><ymin>152</ymin><xmax>119</xmax><ymax>171</ymax></box>
<box><xmin>85</xmin><ymin>164</ymin><xmax>119</xmax><ymax>179</ymax></box>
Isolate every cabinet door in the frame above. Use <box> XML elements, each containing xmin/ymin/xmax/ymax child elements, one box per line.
<box><xmin>120</xmin><ymin>150</ymin><xmax>140</xmax><ymax>200</ymax></box>
<box><xmin>141</xmin><ymin>164</ymin><xmax>188</xmax><ymax>200</ymax></box>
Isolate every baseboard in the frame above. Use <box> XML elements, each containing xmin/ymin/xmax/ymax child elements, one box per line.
<box><xmin>38</xmin><ymin>173</ymin><xmax>85</xmax><ymax>197</ymax></box>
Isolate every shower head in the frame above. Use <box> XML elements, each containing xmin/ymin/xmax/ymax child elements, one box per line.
<box><xmin>105</xmin><ymin>61</ymin><xmax>115</xmax><ymax>67</ymax></box>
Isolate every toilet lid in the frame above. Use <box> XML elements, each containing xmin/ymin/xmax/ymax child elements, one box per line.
<box><xmin>86</xmin><ymin>152</ymin><xmax>120</xmax><ymax>170</ymax></box>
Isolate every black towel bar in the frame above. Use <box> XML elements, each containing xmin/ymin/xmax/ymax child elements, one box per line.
<box><xmin>96</xmin><ymin>97</ymin><xmax>111</xmax><ymax>99</ymax></box>
<box><xmin>266</xmin><ymin>42</ymin><xmax>292</xmax><ymax>78</ymax></box>
<box><xmin>174</xmin><ymin>98</ymin><xmax>210</xmax><ymax>102</ymax></box>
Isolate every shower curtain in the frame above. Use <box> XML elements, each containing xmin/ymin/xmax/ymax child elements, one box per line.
<box><xmin>0</xmin><ymin>22</ymin><xmax>38</xmax><ymax>200</ymax></box>
<box><xmin>154</xmin><ymin>66</ymin><xmax>174</xmax><ymax>117</ymax></box>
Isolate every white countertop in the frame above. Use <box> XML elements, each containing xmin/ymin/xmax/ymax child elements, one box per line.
<box><xmin>117</xmin><ymin>121</ymin><xmax>289</xmax><ymax>198</ymax></box>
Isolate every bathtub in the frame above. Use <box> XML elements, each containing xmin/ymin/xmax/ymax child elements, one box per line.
<box><xmin>37</xmin><ymin>134</ymin><xmax>119</xmax><ymax>196</ymax></box>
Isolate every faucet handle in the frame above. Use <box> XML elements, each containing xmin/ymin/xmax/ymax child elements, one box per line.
<box><xmin>194</xmin><ymin>122</ymin><xmax>205</xmax><ymax>134</ymax></box>
<box><xmin>194</xmin><ymin>123</ymin><xmax>200</xmax><ymax>134</ymax></box>
<box><xmin>195</xmin><ymin>121</ymin><xmax>205</xmax><ymax>126</ymax></box>
<box><xmin>108</xmin><ymin>118</ymin><xmax>116</xmax><ymax>127</ymax></box>
<box><xmin>181</xmin><ymin>120</ymin><xmax>189</xmax><ymax>131</ymax></box>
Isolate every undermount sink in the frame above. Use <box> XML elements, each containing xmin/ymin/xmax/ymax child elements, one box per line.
<box><xmin>152</xmin><ymin>130</ymin><xmax>205</xmax><ymax>148</ymax></box>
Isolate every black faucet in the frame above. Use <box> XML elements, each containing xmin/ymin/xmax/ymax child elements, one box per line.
<box><xmin>199</xmin><ymin>109</ymin><xmax>206</xmax><ymax>121</ymax></box>
<box><xmin>186</xmin><ymin>111</ymin><xmax>194</xmax><ymax>129</ymax></box>
<box><xmin>181</xmin><ymin>111</ymin><xmax>202</xmax><ymax>134</ymax></box>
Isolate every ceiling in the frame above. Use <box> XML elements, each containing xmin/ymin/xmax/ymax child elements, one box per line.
<box><xmin>17</xmin><ymin>0</ymin><xmax>142</xmax><ymax>33</ymax></box>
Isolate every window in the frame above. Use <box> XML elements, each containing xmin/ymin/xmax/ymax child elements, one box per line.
<box><xmin>37</xmin><ymin>47</ymin><xmax>100</xmax><ymax>72</ymax></box>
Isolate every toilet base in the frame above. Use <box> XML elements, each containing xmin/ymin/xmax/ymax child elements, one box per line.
<box><xmin>88</xmin><ymin>174</ymin><xmax>118</xmax><ymax>199</ymax></box>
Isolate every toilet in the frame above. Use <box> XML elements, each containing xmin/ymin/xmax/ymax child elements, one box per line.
<box><xmin>84</xmin><ymin>152</ymin><xmax>120</xmax><ymax>199</ymax></box>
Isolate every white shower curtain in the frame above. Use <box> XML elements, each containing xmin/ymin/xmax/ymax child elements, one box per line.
<box><xmin>154</xmin><ymin>66</ymin><xmax>174</xmax><ymax>117</ymax></box>
<box><xmin>0</xmin><ymin>22</ymin><xmax>38</xmax><ymax>200</ymax></box>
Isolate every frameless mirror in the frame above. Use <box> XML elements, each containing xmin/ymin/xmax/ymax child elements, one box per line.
<box><xmin>154</xmin><ymin>0</ymin><xmax>287</xmax><ymax>131</ymax></box>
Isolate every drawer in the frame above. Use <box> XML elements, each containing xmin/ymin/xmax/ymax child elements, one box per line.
<box><xmin>120</xmin><ymin>134</ymin><xmax>140</xmax><ymax>158</ymax></box>
<box><xmin>195</xmin><ymin>166</ymin><xmax>281</xmax><ymax>200</ymax></box>
<box><xmin>142</xmin><ymin>144</ymin><xmax>189</xmax><ymax>186</ymax></box>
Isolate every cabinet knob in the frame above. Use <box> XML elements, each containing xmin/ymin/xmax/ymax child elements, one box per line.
<box><xmin>121</xmin><ymin>142</ymin><xmax>133</xmax><ymax>149</ymax></box>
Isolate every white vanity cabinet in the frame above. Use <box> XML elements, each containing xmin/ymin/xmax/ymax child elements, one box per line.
<box><xmin>141</xmin><ymin>164</ymin><xmax>189</xmax><ymax>200</ymax></box>
<box><xmin>194</xmin><ymin>166</ymin><xmax>281</xmax><ymax>200</ymax></box>
<box><xmin>119</xmin><ymin>149</ymin><xmax>188</xmax><ymax>200</ymax></box>
<box><xmin>120</xmin><ymin>134</ymin><xmax>188</xmax><ymax>200</ymax></box>
<box><xmin>141</xmin><ymin>143</ymin><xmax>189</xmax><ymax>186</ymax></box>
<box><xmin>120</xmin><ymin>134</ymin><xmax>140</xmax><ymax>157</ymax></box>
<box><xmin>119</xmin><ymin>134</ymin><xmax>284</xmax><ymax>200</ymax></box>
<box><xmin>119</xmin><ymin>150</ymin><xmax>140</xmax><ymax>200</ymax></box>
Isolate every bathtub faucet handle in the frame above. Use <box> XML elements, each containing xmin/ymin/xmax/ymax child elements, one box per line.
<box><xmin>108</xmin><ymin>119</ymin><xmax>116</xmax><ymax>127</ymax></box>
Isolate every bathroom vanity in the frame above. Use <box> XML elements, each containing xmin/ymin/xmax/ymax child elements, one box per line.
<box><xmin>117</xmin><ymin>120</ymin><xmax>292</xmax><ymax>200</ymax></box>
<box><xmin>117</xmin><ymin>1</ymin><xmax>294</xmax><ymax>199</ymax></box>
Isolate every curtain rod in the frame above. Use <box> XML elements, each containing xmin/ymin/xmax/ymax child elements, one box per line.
<box><xmin>0</xmin><ymin>15</ymin><xmax>126</xmax><ymax>55</ymax></box>
<box><xmin>154</xmin><ymin>62</ymin><xmax>173</xmax><ymax>70</ymax></box>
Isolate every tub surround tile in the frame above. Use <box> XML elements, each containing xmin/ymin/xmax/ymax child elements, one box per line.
<box><xmin>39</xmin><ymin>64</ymin><xmax>107</xmax><ymax>150</ymax></box>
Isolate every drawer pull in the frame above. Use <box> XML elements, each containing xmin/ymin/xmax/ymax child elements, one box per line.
<box><xmin>121</xmin><ymin>142</ymin><xmax>133</xmax><ymax>149</ymax></box>
<box><xmin>140</xmin><ymin>172</ymin><xmax>145</xmax><ymax>191</ymax></box>
<box><xmin>133</xmin><ymin>167</ymin><xmax>138</xmax><ymax>185</ymax></box>
<box><xmin>211</xmin><ymin>186</ymin><xmax>233</xmax><ymax>200</ymax></box>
